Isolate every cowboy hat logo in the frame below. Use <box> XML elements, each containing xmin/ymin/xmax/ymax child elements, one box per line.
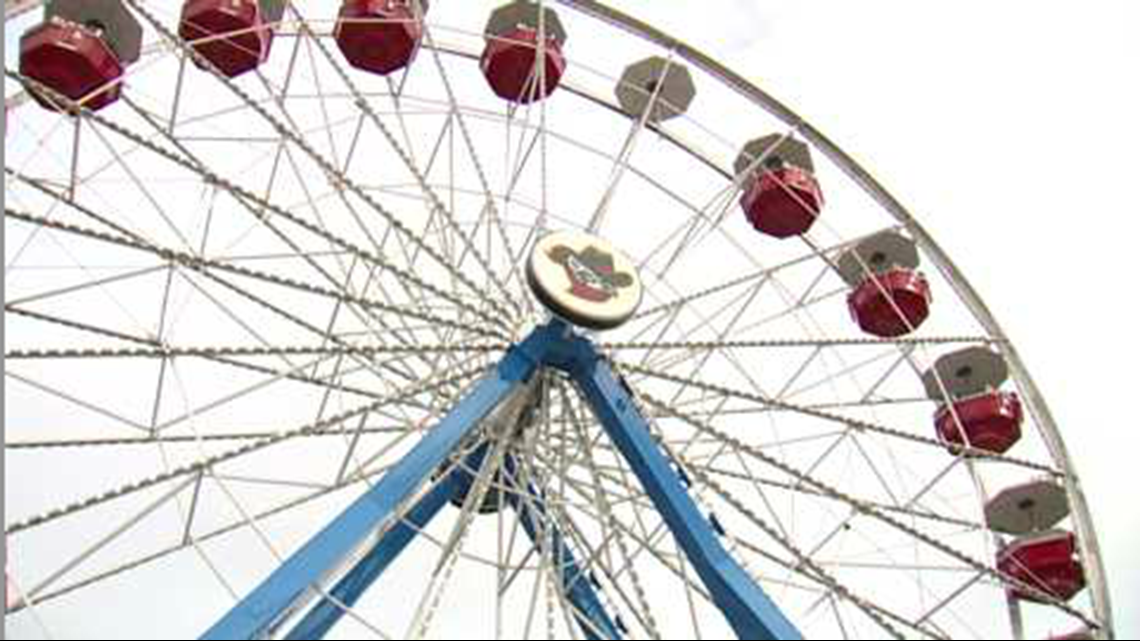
<box><xmin>546</xmin><ymin>244</ymin><xmax>634</xmax><ymax>303</ymax></box>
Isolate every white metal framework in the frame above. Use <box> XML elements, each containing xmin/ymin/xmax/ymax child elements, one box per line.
<box><xmin>4</xmin><ymin>1</ymin><xmax>1112</xmax><ymax>639</ymax></box>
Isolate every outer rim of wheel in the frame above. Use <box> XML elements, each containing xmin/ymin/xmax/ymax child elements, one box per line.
<box><xmin>3</xmin><ymin>1</ymin><xmax>1113</xmax><ymax>638</ymax></box>
<box><xmin>547</xmin><ymin>1</ymin><xmax>1114</xmax><ymax>635</ymax></box>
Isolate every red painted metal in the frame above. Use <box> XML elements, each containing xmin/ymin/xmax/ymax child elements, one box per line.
<box><xmin>19</xmin><ymin>18</ymin><xmax>124</xmax><ymax>112</ymax></box>
<box><xmin>998</xmin><ymin>531</ymin><xmax>1086</xmax><ymax>603</ymax></box>
<box><xmin>847</xmin><ymin>267</ymin><xmax>932</xmax><ymax>338</ymax></box>
<box><xmin>179</xmin><ymin>0</ymin><xmax>274</xmax><ymax>78</ymax></box>
<box><xmin>739</xmin><ymin>166</ymin><xmax>823</xmax><ymax>238</ymax></box>
<box><xmin>481</xmin><ymin>27</ymin><xmax>565</xmax><ymax>103</ymax></box>
<box><xmin>935</xmin><ymin>390</ymin><xmax>1023</xmax><ymax>453</ymax></box>
<box><xmin>335</xmin><ymin>0</ymin><xmax>423</xmax><ymax>76</ymax></box>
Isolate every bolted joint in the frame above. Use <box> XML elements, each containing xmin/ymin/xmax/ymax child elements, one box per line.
<box><xmin>523</xmin><ymin>323</ymin><xmax>601</xmax><ymax>377</ymax></box>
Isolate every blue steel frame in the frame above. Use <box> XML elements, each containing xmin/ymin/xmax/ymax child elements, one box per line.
<box><xmin>201</xmin><ymin>322</ymin><xmax>801</xmax><ymax>640</ymax></box>
<box><xmin>285</xmin><ymin>445</ymin><xmax>620</xmax><ymax>641</ymax></box>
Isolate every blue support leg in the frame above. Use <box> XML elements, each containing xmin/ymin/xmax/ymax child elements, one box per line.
<box><xmin>283</xmin><ymin>473</ymin><xmax>458</xmax><ymax>640</ymax></box>
<box><xmin>287</xmin><ymin>438</ymin><xmax>621</xmax><ymax>640</ymax></box>
<box><xmin>199</xmin><ymin>321</ymin><xmax>796</xmax><ymax>640</ymax></box>
<box><xmin>200</xmin><ymin>333</ymin><xmax>549</xmax><ymax>640</ymax></box>
<box><xmin>501</xmin><ymin>455</ymin><xmax>622</xmax><ymax>640</ymax></box>
<box><xmin>557</xmin><ymin>337</ymin><xmax>802</xmax><ymax>641</ymax></box>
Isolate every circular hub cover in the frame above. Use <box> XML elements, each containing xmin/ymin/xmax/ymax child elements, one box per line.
<box><xmin>527</xmin><ymin>231</ymin><xmax>642</xmax><ymax>330</ymax></box>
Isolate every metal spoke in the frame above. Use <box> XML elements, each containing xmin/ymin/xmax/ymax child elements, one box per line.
<box><xmin>638</xmin><ymin>393</ymin><xmax>1098</xmax><ymax>629</ymax></box>
<box><xmin>287</xmin><ymin>6</ymin><xmax>524</xmax><ymax>321</ymax></box>
<box><xmin>586</xmin><ymin>51</ymin><xmax>677</xmax><ymax>233</ymax></box>
<box><xmin>622</xmin><ymin>360</ymin><xmax>1060</xmax><ymax>475</ymax></box>
<box><xmin>4</xmin><ymin>4</ymin><xmax>1109</xmax><ymax>639</ymax></box>
<box><xmin>6</xmin><ymin>365</ymin><xmax>483</xmax><ymax>535</ymax></box>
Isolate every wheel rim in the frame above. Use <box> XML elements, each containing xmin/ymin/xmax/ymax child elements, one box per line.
<box><xmin>4</xmin><ymin>2</ymin><xmax>1112</xmax><ymax>639</ymax></box>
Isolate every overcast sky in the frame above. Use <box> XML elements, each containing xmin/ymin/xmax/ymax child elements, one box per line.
<box><xmin>5</xmin><ymin>0</ymin><xmax>1137</xmax><ymax>638</ymax></box>
<box><xmin>636</xmin><ymin>0</ymin><xmax>1140</xmax><ymax>636</ymax></box>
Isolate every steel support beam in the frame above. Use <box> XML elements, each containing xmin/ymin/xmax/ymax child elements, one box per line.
<box><xmin>285</xmin><ymin>442</ymin><xmax>622</xmax><ymax>640</ymax></box>
<box><xmin>282</xmin><ymin>473</ymin><xmax>458</xmax><ymax>640</ymax></box>
<box><xmin>552</xmin><ymin>331</ymin><xmax>803</xmax><ymax>641</ymax></box>
<box><xmin>200</xmin><ymin>329</ymin><xmax>551</xmax><ymax>640</ymax></box>
<box><xmin>501</xmin><ymin>454</ymin><xmax>622</xmax><ymax>640</ymax></box>
<box><xmin>201</xmin><ymin>322</ymin><xmax>798</xmax><ymax>639</ymax></box>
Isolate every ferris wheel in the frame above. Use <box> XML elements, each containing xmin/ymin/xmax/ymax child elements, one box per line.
<box><xmin>3</xmin><ymin>1</ymin><xmax>1115</xmax><ymax>639</ymax></box>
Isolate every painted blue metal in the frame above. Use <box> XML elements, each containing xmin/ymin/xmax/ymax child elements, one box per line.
<box><xmin>289</xmin><ymin>440</ymin><xmax>622</xmax><ymax>640</ymax></box>
<box><xmin>430</xmin><ymin>442</ymin><xmax>621</xmax><ymax>639</ymax></box>
<box><xmin>501</xmin><ymin>454</ymin><xmax>621</xmax><ymax>640</ymax></box>
<box><xmin>200</xmin><ymin>332</ymin><xmax>549</xmax><ymax>640</ymax></box>
<box><xmin>554</xmin><ymin>333</ymin><xmax>803</xmax><ymax>641</ymax></box>
<box><xmin>282</xmin><ymin>473</ymin><xmax>458</xmax><ymax>640</ymax></box>
<box><xmin>202</xmin><ymin>321</ymin><xmax>798</xmax><ymax>640</ymax></box>
<box><xmin>447</xmin><ymin>440</ymin><xmax>506</xmax><ymax>513</ymax></box>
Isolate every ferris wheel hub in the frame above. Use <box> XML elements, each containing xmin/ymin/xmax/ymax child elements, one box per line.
<box><xmin>526</xmin><ymin>231</ymin><xmax>643</xmax><ymax>330</ymax></box>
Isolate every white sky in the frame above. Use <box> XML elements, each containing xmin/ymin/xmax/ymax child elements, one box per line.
<box><xmin>637</xmin><ymin>0</ymin><xmax>1140</xmax><ymax>636</ymax></box>
<box><xmin>4</xmin><ymin>0</ymin><xmax>1138</xmax><ymax>638</ymax></box>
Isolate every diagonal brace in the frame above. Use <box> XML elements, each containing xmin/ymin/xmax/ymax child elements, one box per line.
<box><xmin>500</xmin><ymin>453</ymin><xmax>623</xmax><ymax>640</ymax></box>
<box><xmin>281</xmin><ymin>472</ymin><xmax>459</xmax><ymax>640</ymax></box>
<box><xmin>201</xmin><ymin>322</ymin><xmax>798</xmax><ymax>640</ymax></box>
<box><xmin>549</xmin><ymin>330</ymin><xmax>803</xmax><ymax>641</ymax></box>
<box><xmin>285</xmin><ymin>441</ymin><xmax>623</xmax><ymax>641</ymax></box>
<box><xmin>200</xmin><ymin>328</ymin><xmax>555</xmax><ymax>640</ymax></box>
